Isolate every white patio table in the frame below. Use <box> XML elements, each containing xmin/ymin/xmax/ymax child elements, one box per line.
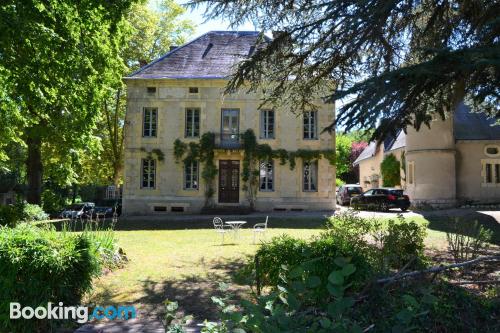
<box><xmin>224</xmin><ymin>221</ymin><xmax>247</xmax><ymax>240</ymax></box>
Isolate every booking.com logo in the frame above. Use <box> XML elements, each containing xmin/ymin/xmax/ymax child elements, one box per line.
<box><xmin>10</xmin><ymin>302</ymin><xmax>136</xmax><ymax>323</ymax></box>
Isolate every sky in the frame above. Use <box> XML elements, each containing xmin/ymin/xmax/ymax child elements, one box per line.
<box><xmin>151</xmin><ymin>0</ymin><xmax>257</xmax><ymax>39</ymax></box>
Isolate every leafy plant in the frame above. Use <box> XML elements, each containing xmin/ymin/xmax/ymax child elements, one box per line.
<box><xmin>0</xmin><ymin>223</ymin><xmax>101</xmax><ymax>332</ymax></box>
<box><xmin>20</xmin><ymin>203</ymin><xmax>49</xmax><ymax>222</ymax></box>
<box><xmin>446</xmin><ymin>219</ymin><xmax>492</xmax><ymax>263</ymax></box>
<box><xmin>381</xmin><ymin>216</ymin><xmax>428</xmax><ymax>269</ymax></box>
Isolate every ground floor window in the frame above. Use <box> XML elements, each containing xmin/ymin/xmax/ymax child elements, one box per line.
<box><xmin>141</xmin><ymin>159</ymin><xmax>156</xmax><ymax>188</ymax></box>
<box><xmin>184</xmin><ymin>161</ymin><xmax>199</xmax><ymax>190</ymax></box>
<box><xmin>303</xmin><ymin>160</ymin><xmax>318</xmax><ymax>192</ymax></box>
<box><xmin>259</xmin><ymin>160</ymin><xmax>274</xmax><ymax>191</ymax></box>
<box><xmin>482</xmin><ymin>160</ymin><xmax>500</xmax><ymax>185</ymax></box>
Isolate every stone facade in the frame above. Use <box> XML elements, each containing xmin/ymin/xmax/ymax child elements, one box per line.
<box><xmin>122</xmin><ymin>79</ymin><xmax>336</xmax><ymax>215</ymax></box>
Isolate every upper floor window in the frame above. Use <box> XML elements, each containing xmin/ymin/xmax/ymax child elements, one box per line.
<box><xmin>147</xmin><ymin>87</ymin><xmax>156</xmax><ymax>94</ymax></box>
<box><xmin>260</xmin><ymin>109</ymin><xmax>275</xmax><ymax>139</ymax></box>
<box><xmin>141</xmin><ymin>159</ymin><xmax>156</xmax><ymax>188</ymax></box>
<box><xmin>303</xmin><ymin>111</ymin><xmax>318</xmax><ymax>139</ymax></box>
<box><xmin>189</xmin><ymin>87</ymin><xmax>199</xmax><ymax>94</ymax></box>
<box><xmin>143</xmin><ymin>107</ymin><xmax>157</xmax><ymax>137</ymax></box>
<box><xmin>184</xmin><ymin>161</ymin><xmax>199</xmax><ymax>190</ymax></box>
<box><xmin>185</xmin><ymin>108</ymin><xmax>200</xmax><ymax>138</ymax></box>
<box><xmin>259</xmin><ymin>160</ymin><xmax>274</xmax><ymax>191</ymax></box>
<box><xmin>483</xmin><ymin>160</ymin><xmax>500</xmax><ymax>185</ymax></box>
<box><xmin>303</xmin><ymin>160</ymin><xmax>318</xmax><ymax>192</ymax></box>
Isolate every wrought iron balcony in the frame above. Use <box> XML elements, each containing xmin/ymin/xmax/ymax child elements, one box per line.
<box><xmin>214</xmin><ymin>133</ymin><xmax>242</xmax><ymax>149</ymax></box>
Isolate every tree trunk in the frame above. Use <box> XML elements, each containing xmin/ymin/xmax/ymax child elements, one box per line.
<box><xmin>112</xmin><ymin>161</ymin><xmax>123</xmax><ymax>187</ymax></box>
<box><xmin>26</xmin><ymin>135</ymin><xmax>43</xmax><ymax>204</ymax></box>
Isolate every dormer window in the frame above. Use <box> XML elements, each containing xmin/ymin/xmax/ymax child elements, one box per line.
<box><xmin>147</xmin><ymin>87</ymin><xmax>156</xmax><ymax>94</ymax></box>
<box><xmin>189</xmin><ymin>87</ymin><xmax>199</xmax><ymax>94</ymax></box>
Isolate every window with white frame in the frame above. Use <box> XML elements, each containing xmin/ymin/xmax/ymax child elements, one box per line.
<box><xmin>185</xmin><ymin>108</ymin><xmax>200</xmax><ymax>138</ymax></box>
<box><xmin>303</xmin><ymin>111</ymin><xmax>318</xmax><ymax>139</ymax></box>
<box><xmin>184</xmin><ymin>161</ymin><xmax>199</xmax><ymax>190</ymax></box>
<box><xmin>259</xmin><ymin>160</ymin><xmax>274</xmax><ymax>191</ymax></box>
<box><xmin>260</xmin><ymin>109</ymin><xmax>275</xmax><ymax>139</ymax></box>
<box><xmin>303</xmin><ymin>160</ymin><xmax>318</xmax><ymax>191</ymax></box>
<box><xmin>143</xmin><ymin>107</ymin><xmax>157</xmax><ymax>137</ymax></box>
<box><xmin>482</xmin><ymin>160</ymin><xmax>500</xmax><ymax>185</ymax></box>
<box><xmin>141</xmin><ymin>159</ymin><xmax>156</xmax><ymax>188</ymax></box>
<box><xmin>407</xmin><ymin>161</ymin><xmax>415</xmax><ymax>185</ymax></box>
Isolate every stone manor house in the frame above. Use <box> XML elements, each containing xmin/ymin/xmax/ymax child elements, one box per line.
<box><xmin>122</xmin><ymin>31</ymin><xmax>336</xmax><ymax>215</ymax></box>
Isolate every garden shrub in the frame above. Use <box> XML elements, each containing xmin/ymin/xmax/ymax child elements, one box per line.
<box><xmin>381</xmin><ymin>217</ymin><xmax>428</xmax><ymax>269</ymax></box>
<box><xmin>0</xmin><ymin>204</ymin><xmax>21</xmax><ymax>227</ymax></box>
<box><xmin>255</xmin><ymin>234</ymin><xmax>373</xmax><ymax>300</ymax></box>
<box><xmin>0</xmin><ymin>224</ymin><xmax>101</xmax><ymax>332</ymax></box>
<box><xmin>20</xmin><ymin>203</ymin><xmax>49</xmax><ymax>221</ymax></box>
<box><xmin>446</xmin><ymin>218</ymin><xmax>492</xmax><ymax>263</ymax></box>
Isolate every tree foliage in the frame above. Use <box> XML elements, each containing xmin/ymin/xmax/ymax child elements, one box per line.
<box><xmin>0</xmin><ymin>0</ymin><xmax>137</xmax><ymax>203</ymax></box>
<box><xmin>192</xmin><ymin>0</ymin><xmax>500</xmax><ymax>140</ymax></box>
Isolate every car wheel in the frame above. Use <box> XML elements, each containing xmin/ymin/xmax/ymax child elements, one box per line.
<box><xmin>379</xmin><ymin>202</ymin><xmax>389</xmax><ymax>212</ymax></box>
<box><xmin>400</xmin><ymin>207</ymin><xmax>408</xmax><ymax>212</ymax></box>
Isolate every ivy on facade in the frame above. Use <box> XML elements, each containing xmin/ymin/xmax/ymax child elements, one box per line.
<box><xmin>173</xmin><ymin>130</ymin><xmax>336</xmax><ymax>208</ymax></box>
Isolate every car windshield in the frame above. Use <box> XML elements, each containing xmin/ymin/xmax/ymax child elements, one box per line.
<box><xmin>347</xmin><ymin>187</ymin><xmax>362</xmax><ymax>194</ymax></box>
<box><xmin>389</xmin><ymin>190</ymin><xmax>404</xmax><ymax>196</ymax></box>
<box><xmin>67</xmin><ymin>204</ymin><xmax>84</xmax><ymax>210</ymax></box>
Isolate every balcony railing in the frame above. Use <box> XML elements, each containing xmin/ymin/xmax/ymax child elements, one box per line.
<box><xmin>214</xmin><ymin>133</ymin><xmax>242</xmax><ymax>149</ymax></box>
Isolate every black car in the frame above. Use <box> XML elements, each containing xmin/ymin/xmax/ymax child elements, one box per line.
<box><xmin>350</xmin><ymin>188</ymin><xmax>410</xmax><ymax>212</ymax></box>
<box><xmin>336</xmin><ymin>184</ymin><xmax>363</xmax><ymax>206</ymax></box>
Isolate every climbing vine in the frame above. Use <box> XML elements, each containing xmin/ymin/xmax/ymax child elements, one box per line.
<box><xmin>174</xmin><ymin>133</ymin><xmax>217</xmax><ymax>207</ymax></box>
<box><xmin>173</xmin><ymin>129</ymin><xmax>336</xmax><ymax>209</ymax></box>
<box><xmin>141</xmin><ymin>147</ymin><xmax>165</xmax><ymax>161</ymax></box>
<box><xmin>381</xmin><ymin>153</ymin><xmax>401</xmax><ymax>187</ymax></box>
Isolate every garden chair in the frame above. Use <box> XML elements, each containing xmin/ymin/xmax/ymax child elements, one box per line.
<box><xmin>253</xmin><ymin>216</ymin><xmax>268</xmax><ymax>244</ymax></box>
<box><xmin>213</xmin><ymin>217</ymin><xmax>229</xmax><ymax>245</ymax></box>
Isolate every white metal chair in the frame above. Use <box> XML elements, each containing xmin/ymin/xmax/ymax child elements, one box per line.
<box><xmin>213</xmin><ymin>217</ymin><xmax>229</xmax><ymax>245</ymax></box>
<box><xmin>253</xmin><ymin>216</ymin><xmax>268</xmax><ymax>244</ymax></box>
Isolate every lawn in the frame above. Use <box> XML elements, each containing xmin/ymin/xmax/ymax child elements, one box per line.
<box><xmin>78</xmin><ymin>213</ymin><xmax>497</xmax><ymax>320</ymax></box>
<box><xmin>85</xmin><ymin>226</ymin><xmax>321</xmax><ymax>318</ymax></box>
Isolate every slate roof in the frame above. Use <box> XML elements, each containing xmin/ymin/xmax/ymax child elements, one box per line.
<box><xmin>454</xmin><ymin>103</ymin><xmax>500</xmax><ymax>140</ymax></box>
<box><xmin>127</xmin><ymin>31</ymin><xmax>265</xmax><ymax>79</ymax></box>
<box><xmin>353</xmin><ymin>141</ymin><xmax>377</xmax><ymax>165</ymax></box>
<box><xmin>353</xmin><ymin>130</ymin><xmax>406</xmax><ymax>165</ymax></box>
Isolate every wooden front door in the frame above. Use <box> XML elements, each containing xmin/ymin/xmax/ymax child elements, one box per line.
<box><xmin>219</xmin><ymin>160</ymin><xmax>240</xmax><ymax>203</ymax></box>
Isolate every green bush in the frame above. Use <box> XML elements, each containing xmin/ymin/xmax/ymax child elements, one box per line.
<box><xmin>0</xmin><ymin>224</ymin><xmax>101</xmax><ymax>332</ymax></box>
<box><xmin>42</xmin><ymin>188</ymin><xmax>68</xmax><ymax>215</ymax></box>
<box><xmin>381</xmin><ymin>217</ymin><xmax>428</xmax><ymax>269</ymax></box>
<box><xmin>255</xmin><ymin>234</ymin><xmax>373</xmax><ymax>300</ymax></box>
<box><xmin>20</xmin><ymin>203</ymin><xmax>49</xmax><ymax>221</ymax></box>
<box><xmin>0</xmin><ymin>205</ymin><xmax>21</xmax><ymax>227</ymax></box>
